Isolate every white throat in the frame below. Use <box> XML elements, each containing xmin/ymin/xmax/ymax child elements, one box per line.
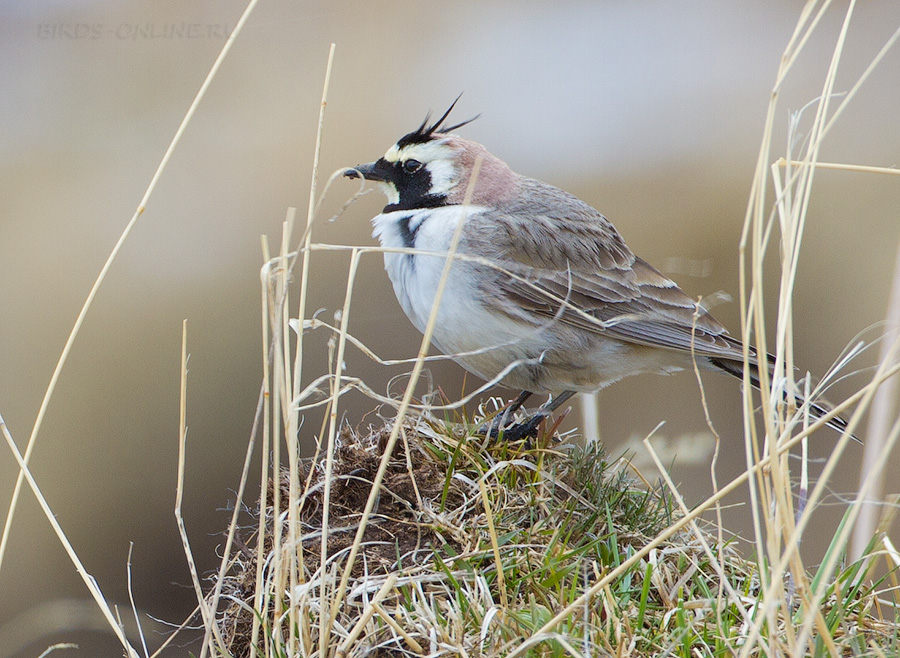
<box><xmin>371</xmin><ymin>205</ymin><xmax>488</xmax><ymax>251</ymax></box>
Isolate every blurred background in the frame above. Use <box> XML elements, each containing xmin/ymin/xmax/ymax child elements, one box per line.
<box><xmin>2</xmin><ymin>1</ymin><xmax>899</xmax><ymax>655</ymax></box>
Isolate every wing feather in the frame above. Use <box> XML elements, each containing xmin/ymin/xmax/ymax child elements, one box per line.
<box><xmin>463</xmin><ymin>177</ymin><xmax>753</xmax><ymax>363</ymax></box>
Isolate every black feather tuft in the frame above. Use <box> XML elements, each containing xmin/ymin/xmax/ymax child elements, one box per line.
<box><xmin>396</xmin><ymin>94</ymin><xmax>480</xmax><ymax>148</ymax></box>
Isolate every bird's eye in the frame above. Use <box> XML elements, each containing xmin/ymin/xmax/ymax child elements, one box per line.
<box><xmin>402</xmin><ymin>159</ymin><xmax>423</xmax><ymax>174</ymax></box>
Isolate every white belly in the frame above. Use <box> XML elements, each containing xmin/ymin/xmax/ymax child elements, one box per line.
<box><xmin>372</xmin><ymin>206</ymin><xmax>687</xmax><ymax>393</ymax></box>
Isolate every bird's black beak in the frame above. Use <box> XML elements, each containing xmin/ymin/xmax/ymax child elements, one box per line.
<box><xmin>344</xmin><ymin>161</ymin><xmax>384</xmax><ymax>182</ymax></box>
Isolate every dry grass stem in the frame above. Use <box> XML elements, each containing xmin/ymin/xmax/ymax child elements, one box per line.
<box><xmin>201</xmin><ymin>5</ymin><xmax>900</xmax><ymax>654</ymax></box>
<box><xmin>0</xmin><ymin>0</ymin><xmax>264</xmax><ymax>574</ymax></box>
<box><xmin>11</xmin><ymin>0</ymin><xmax>894</xmax><ymax>655</ymax></box>
<box><xmin>0</xmin><ymin>0</ymin><xmax>264</xmax><ymax>654</ymax></box>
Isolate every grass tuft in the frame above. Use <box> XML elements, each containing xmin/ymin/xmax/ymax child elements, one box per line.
<box><xmin>209</xmin><ymin>413</ymin><xmax>898</xmax><ymax>657</ymax></box>
<box><xmin>197</xmin><ymin>6</ymin><xmax>900</xmax><ymax>656</ymax></box>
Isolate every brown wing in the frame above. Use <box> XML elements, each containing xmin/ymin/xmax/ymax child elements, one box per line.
<box><xmin>465</xmin><ymin>177</ymin><xmax>754</xmax><ymax>363</ymax></box>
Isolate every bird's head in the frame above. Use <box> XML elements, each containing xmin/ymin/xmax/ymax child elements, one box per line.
<box><xmin>345</xmin><ymin>98</ymin><xmax>518</xmax><ymax>212</ymax></box>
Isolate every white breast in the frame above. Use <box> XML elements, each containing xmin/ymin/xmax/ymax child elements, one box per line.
<box><xmin>372</xmin><ymin>205</ymin><xmax>485</xmax><ymax>332</ymax></box>
<box><xmin>371</xmin><ymin>205</ymin><xmax>529</xmax><ymax>362</ymax></box>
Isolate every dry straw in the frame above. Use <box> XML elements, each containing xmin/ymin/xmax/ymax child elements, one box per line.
<box><xmin>1</xmin><ymin>0</ymin><xmax>266</xmax><ymax>656</ymax></box>
<box><xmin>206</xmin><ymin>2</ymin><xmax>899</xmax><ymax>655</ymax></box>
<box><xmin>3</xmin><ymin>0</ymin><xmax>900</xmax><ymax>656</ymax></box>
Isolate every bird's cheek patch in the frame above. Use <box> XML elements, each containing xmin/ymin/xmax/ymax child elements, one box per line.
<box><xmin>424</xmin><ymin>159</ymin><xmax>459</xmax><ymax>197</ymax></box>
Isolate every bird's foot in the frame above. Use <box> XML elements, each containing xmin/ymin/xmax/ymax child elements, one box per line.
<box><xmin>477</xmin><ymin>412</ymin><xmax>547</xmax><ymax>442</ymax></box>
<box><xmin>476</xmin><ymin>390</ymin><xmax>575</xmax><ymax>443</ymax></box>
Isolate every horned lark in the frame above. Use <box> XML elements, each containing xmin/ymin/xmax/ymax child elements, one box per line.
<box><xmin>345</xmin><ymin>99</ymin><xmax>848</xmax><ymax>440</ymax></box>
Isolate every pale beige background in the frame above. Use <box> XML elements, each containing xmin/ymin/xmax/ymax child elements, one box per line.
<box><xmin>2</xmin><ymin>1</ymin><xmax>899</xmax><ymax>655</ymax></box>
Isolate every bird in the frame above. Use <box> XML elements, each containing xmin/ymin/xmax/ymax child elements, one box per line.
<box><xmin>344</xmin><ymin>98</ymin><xmax>850</xmax><ymax>441</ymax></box>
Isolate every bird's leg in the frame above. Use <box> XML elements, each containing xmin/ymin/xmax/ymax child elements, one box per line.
<box><xmin>477</xmin><ymin>390</ymin><xmax>533</xmax><ymax>437</ymax></box>
<box><xmin>504</xmin><ymin>389</ymin><xmax>534</xmax><ymax>417</ymax></box>
<box><xmin>482</xmin><ymin>390</ymin><xmax>577</xmax><ymax>442</ymax></box>
<box><xmin>501</xmin><ymin>390</ymin><xmax>577</xmax><ymax>441</ymax></box>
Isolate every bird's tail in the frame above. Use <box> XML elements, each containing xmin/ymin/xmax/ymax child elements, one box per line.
<box><xmin>709</xmin><ymin>357</ymin><xmax>854</xmax><ymax>439</ymax></box>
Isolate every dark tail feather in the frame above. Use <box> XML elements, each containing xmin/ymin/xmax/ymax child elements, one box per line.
<box><xmin>709</xmin><ymin>357</ymin><xmax>856</xmax><ymax>440</ymax></box>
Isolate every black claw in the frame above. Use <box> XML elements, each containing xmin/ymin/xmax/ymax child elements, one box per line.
<box><xmin>474</xmin><ymin>389</ymin><xmax>570</xmax><ymax>444</ymax></box>
<box><xmin>477</xmin><ymin>413</ymin><xmax>545</xmax><ymax>442</ymax></box>
<box><xmin>499</xmin><ymin>417</ymin><xmax>544</xmax><ymax>442</ymax></box>
<box><xmin>475</xmin><ymin>416</ymin><xmax>506</xmax><ymax>439</ymax></box>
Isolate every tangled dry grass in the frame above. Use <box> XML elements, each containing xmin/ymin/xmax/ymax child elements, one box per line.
<box><xmin>3</xmin><ymin>3</ymin><xmax>899</xmax><ymax>658</ymax></box>
<box><xmin>210</xmin><ymin>412</ymin><xmax>897</xmax><ymax>657</ymax></box>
